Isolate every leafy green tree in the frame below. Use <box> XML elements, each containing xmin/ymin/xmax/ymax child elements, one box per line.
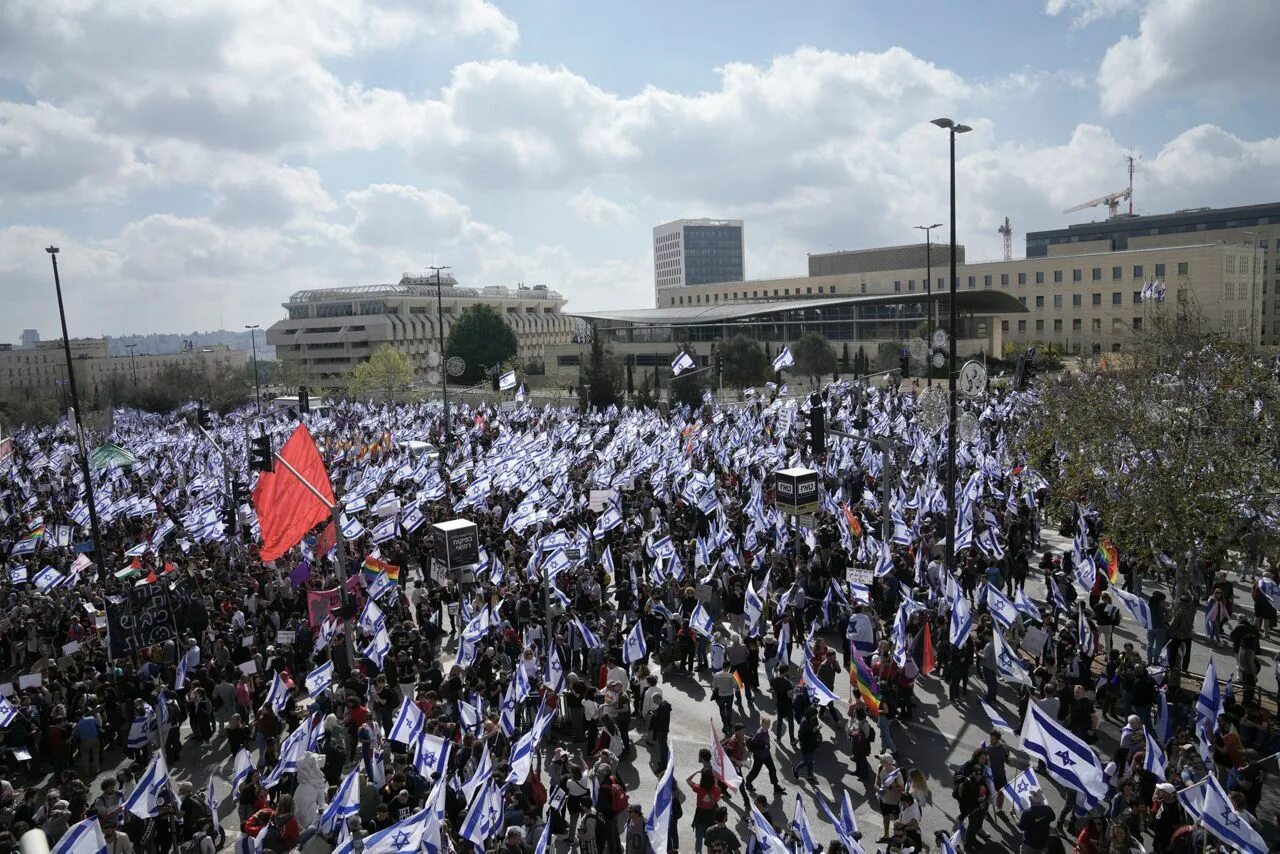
<box><xmin>446</xmin><ymin>304</ymin><xmax>518</xmax><ymax>384</ymax></box>
<box><xmin>578</xmin><ymin>337</ymin><xmax>621</xmax><ymax>411</ymax></box>
<box><xmin>633</xmin><ymin>374</ymin><xmax>656</xmax><ymax>410</ymax></box>
<box><xmin>792</xmin><ymin>332</ymin><xmax>836</xmax><ymax>386</ymax></box>
<box><xmin>350</xmin><ymin>345</ymin><xmax>412</xmax><ymax>402</ymax></box>
<box><xmin>1015</xmin><ymin>313</ymin><xmax>1280</xmax><ymax>606</ymax></box>
<box><xmin>720</xmin><ymin>335</ymin><xmax>770</xmax><ymax>388</ymax></box>
<box><xmin>840</xmin><ymin>342</ymin><xmax>850</xmax><ymax>372</ymax></box>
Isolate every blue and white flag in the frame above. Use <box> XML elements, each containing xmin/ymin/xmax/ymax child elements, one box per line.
<box><xmin>1013</xmin><ymin>588</ymin><xmax>1042</xmax><ymax>622</ymax></box>
<box><xmin>1048</xmin><ymin>578</ymin><xmax>1068</xmax><ymax>613</ymax></box>
<box><xmin>938</xmin><ymin>826</ymin><xmax>965</xmax><ymax>854</ymax></box>
<box><xmin>772</xmin><ymin>346</ymin><xmax>795</xmax><ymax>373</ymax></box>
<box><xmin>261</xmin><ymin>672</ymin><xmax>289</xmax><ymax>716</ymax></box>
<box><xmin>545</xmin><ymin>645</ymin><xmax>566</xmax><ymax>693</ymax></box>
<box><xmin>305</xmin><ymin>661</ymin><xmax>334</xmax><ymax>698</ymax></box>
<box><xmin>366</xmin><ymin>571</ymin><xmax>396</xmax><ymax>602</ymax></box>
<box><xmin>229</xmin><ymin>748</ymin><xmax>254</xmax><ymax>800</ymax></box>
<box><xmin>460</xmin><ymin>779</ymin><xmax>504</xmax><ymax>849</ymax></box>
<box><xmin>571</xmin><ymin>618</ymin><xmax>603</xmax><ymax>650</ymax></box>
<box><xmin>1111</xmin><ymin>587</ymin><xmax>1152</xmax><ymax>630</ymax></box>
<box><xmin>802</xmin><ymin>657</ymin><xmax>842</xmax><ymax>707</ymax></box>
<box><xmin>749</xmin><ymin>803</ymin><xmax>789</xmax><ymax>854</ymax></box>
<box><xmin>123</xmin><ymin>751</ymin><xmax>174</xmax><ymax>818</ymax></box>
<box><xmin>981</xmin><ymin>699</ymin><xmax>1013</xmax><ymax>734</ymax></box>
<box><xmin>499</xmin><ymin>370</ymin><xmax>517</xmax><ymax>391</ymax></box>
<box><xmin>1077</xmin><ymin>609</ymin><xmax>1095</xmax><ymax>657</ymax></box>
<box><xmin>815</xmin><ymin>792</ymin><xmax>861</xmax><ymax>854</ymax></box>
<box><xmin>1197</xmin><ymin>657</ymin><xmax>1221</xmax><ymax>738</ymax></box>
<box><xmin>689</xmin><ymin>602</ymin><xmax>715</xmax><ymax>638</ymax></box>
<box><xmin>743</xmin><ymin>580</ymin><xmax>764</xmax><ymax>637</ymax></box>
<box><xmin>789</xmin><ymin>793</ymin><xmax>819</xmax><ymax>854</ymax></box>
<box><xmin>1176</xmin><ymin>779</ymin><xmax>1208</xmax><ymax>822</ymax></box>
<box><xmin>33</xmin><ymin>565</ymin><xmax>69</xmax><ymax>592</ymax></box>
<box><xmin>50</xmin><ymin>816</ymin><xmax>108</xmax><ymax>854</ymax></box>
<box><xmin>1197</xmin><ymin>773</ymin><xmax>1268</xmax><ymax>854</ymax></box>
<box><xmin>334</xmin><ymin>804</ymin><xmax>433</xmax><ymax>854</ymax></box>
<box><xmin>461</xmin><ymin>745</ymin><xmax>493</xmax><ymax>803</ymax></box>
<box><xmin>0</xmin><ymin>695</ymin><xmax>17</xmax><ymax>728</ymax></box>
<box><xmin>1000</xmin><ymin>767</ymin><xmax>1040</xmax><ymax>813</ymax></box>
<box><xmin>671</xmin><ymin>351</ymin><xmax>696</xmax><ymax>376</ymax></box>
<box><xmin>992</xmin><ymin>629</ymin><xmax>1033</xmax><ymax>686</ymax></box>
<box><xmin>415</xmin><ymin>732</ymin><xmax>451</xmax><ymax>781</ymax></box>
<box><xmin>318</xmin><ymin>767</ymin><xmax>362</xmax><ymax>836</ymax></box>
<box><xmin>984</xmin><ymin>583</ymin><xmax>1020</xmax><ymax>630</ymax></box>
<box><xmin>645</xmin><ymin>753</ymin><xmax>675</xmax><ymax>854</ymax></box>
<box><xmin>362</xmin><ymin>626</ymin><xmax>392</xmax><ymax>670</ymax></box>
<box><xmin>1018</xmin><ymin>700</ymin><xmax>1107</xmax><ymax>807</ymax></box>
<box><xmin>950</xmin><ymin>596</ymin><xmax>973</xmax><ymax>648</ymax></box>
<box><xmin>388</xmin><ymin>696</ymin><xmax>425</xmax><ymax>745</ymax></box>
<box><xmin>174</xmin><ymin>654</ymin><xmax>191</xmax><ymax>691</ymax></box>
<box><xmin>1143</xmin><ymin>725</ymin><xmax>1167</xmax><ymax>781</ymax></box>
<box><xmin>622</xmin><ymin>620</ymin><xmax>647</xmax><ymax>664</ymax></box>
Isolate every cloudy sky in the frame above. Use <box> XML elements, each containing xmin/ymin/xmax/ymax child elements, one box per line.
<box><xmin>1</xmin><ymin>0</ymin><xmax>1277</xmax><ymax>344</ymax></box>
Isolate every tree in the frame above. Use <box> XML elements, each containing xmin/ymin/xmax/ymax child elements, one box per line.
<box><xmin>633</xmin><ymin>374</ymin><xmax>657</xmax><ymax>410</ymax></box>
<box><xmin>840</xmin><ymin>342</ymin><xmax>850</xmax><ymax>373</ymax></box>
<box><xmin>1014</xmin><ymin>313</ymin><xmax>1280</xmax><ymax>602</ymax></box>
<box><xmin>350</xmin><ymin>345</ymin><xmax>412</xmax><ymax>402</ymax></box>
<box><xmin>446</xmin><ymin>304</ymin><xmax>518</xmax><ymax>384</ymax></box>
<box><xmin>720</xmin><ymin>335</ymin><xmax>770</xmax><ymax>388</ymax></box>
<box><xmin>578</xmin><ymin>337</ymin><xmax>621</xmax><ymax>411</ymax></box>
<box><xmin>854</xmin><ymin>346</ymin><xmax>870</xmax><ymax>376</ymax></box>
<box><xmin>792</xmin><ymin>332</ymin><xmax>836</xmax><ymax>386</ymax></box>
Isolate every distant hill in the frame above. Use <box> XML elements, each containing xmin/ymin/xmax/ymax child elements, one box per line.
<box><xmin>108</xmin><ymin>329</ymin><xmax>274</xmax><ymax>360</ymax></box>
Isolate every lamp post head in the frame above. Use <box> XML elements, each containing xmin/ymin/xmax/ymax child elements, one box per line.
<box><xmin>931</xmin><ymin>118</ymin><xmax>954</xmax><ymax>129</ymax></box>
<box><xmin>46</xmin><ymin>246</ymin><xmax>59</xmax><ymax>255</ymax></box>
<box><xmin>954</xmin><ymin>124</ymin><xmax>973</xmax><ymax>134</ymax></box>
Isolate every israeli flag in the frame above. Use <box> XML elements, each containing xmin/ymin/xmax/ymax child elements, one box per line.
<box><xmin>389</xmin><ymin>696</ymin><xmax>426</xmax><ymax>745</ymax></box>
<box><xmin>814</xmin><ymin>792</ymin><xmax>860</xmax><ymax>854</ymax></box>
<box><xmin>318</xmin><ymin>766</ymin><xmax>362</xmax><ymax>836</ymax></box>
<box><xmin>789</xmin><ymin>793</ymin><xmax>819</xmax><ymax>854</ymax></box>
<box><xmin>950</xmin><ymin>596</ymin><xmax>973</xmax><ymax>648</ymax></box>
<box><xmin>981</xmin><ymin>699</ymin><xmax>1013</xmax><ymax>734</ymax></box>
<box><xmin>992</xmin><ymin>629</ymin><xmax>1033</xmax><ymax>686</ymax></box>
<box><xmin>874</xmin><ymin>542</ymin><xmax>894</xmax><ymax>577</ymax></box>
<box><xmin>1198</xmin><ymin>773</ymin><xmax>1269</xmax><ymax>854</ymax></box>
<box><xmin>689</xmin><ymin>602</ymin><xmax>715</xmax><ymax>638</ymax></box>
<box><xmin>622</xmin><ymin>620</ymin><xmax>648</xmax><ymax>664</ymax></box>
<box><xmin>33</xmin><ymin>565</ymin><xmax>69</xmax><ymax>592</ymax></box>
<box><xmin>1111</xmin><ymin>587</ymin><xmax>1152</xmax><ymax>630</ymax></box>
<box><xmin>460</xmin><ymin>779</ymin><xmax>504</xmax><ymax>849</ymax></box>
<box><xmin>499</xmin><ymin>370</ymin><xmax>517</xmax><ymax>391</ymax></box>
<box><xmin>0</xmin><ymin>695</ymin><xmax>17</xmax><ymax>728</ymax></box>
<box><xmin>984</xmin><ymin>583</ymin><xmax>1020</xmax><ymax>630</ymax></box>
<box><xmin>1013</xmin><ymin>588</ymin><xmax>1042</xmax><ymax>622</ymax></box>
<box><xmin>174</xmin><ymin>654</ymin><xmax>191</xmax><ymax>691</ymax></box>
<box><xmin>1048</xmin><ymin>577</ymin><xmax>1068</xmax><ymax>612</ymax></box>
<box><xmin>366</xmin><ymin>571</ymin><xmax>396</xmax><ymax>603</ymax></box>
<box><xmin>1077</xmin><ymin>609</ymin><xmax>1095</xmax><ymax>656</ymax></box>
<box><xmin>261</xmin><ymin>672</ymin><xmax>290</xmax><ymax>716</ymax></box>
<box><xmin>50</xmin><ymin>816</ymin><xmax>108</xmax><ymax>854</ymax></box>
<box><xmin>415</xmin><ymin>732</ymin><xmax>451</xmax><ymax>782</ymax></box>
<box><xmin>1018</xmin><ymin>700</ymin><xmax>1107</xmax><ymax>807</ymax></box>
<box><xmin>1143</xmin><ymin>725</ymin><xmax>1167</xmax><ymax>780</ymax></box>
<box><xmin>938</xmin><ymin>827</ymin><xmax>965</xmax><ymax>854</ymax></box>
<box><xmin>772</xmin><ymin>346</ymin><xmax>795</xmax><ymax>373</ymax></box>
<box><xmin>461</xmin><ymin>745</ymin><xmax>493</xmax><ymax>803</ymax></box>
<box><xmin>122</xmin><ymin>751</ymin><xmax>174</xmax><ymax>818</ymax></box>
<box><xmin>546</xmin><ymin>645</ymin><xmax>566</xmax><ymax>693</ymax></box>
<box><xmin>1196</xmin><ymin>657</ymin><xmax>1221</xmax><ymax>737</ymax></box>
<box><xmin>571</xmin><ymin>618</ymin><xmax>603</xmax><ymax>650</ymax></box>
<box><xmin>743</xmin><ymin>580</ymin><xmax>764</xmax><ymax>637</ymax></box>
<box><xmin>1000</xmin><ymin>767</ymin><xmax>1040</xmax><ymax>813</ymax></box>
<box><xmin>802</xmin><ymin>657</ymin><xmax>842</xmax><ymax>707</ymax></box>
<box><xmin>749</xmin><ymin>803</ymin><xmax>789</xmax><ymax>854</ymax></box>
<box><xmin>645</xmin><ymin>753</ymin><xmax>675</xmax><ymax>854</ymax></box>
<box><xmin>334</xmin><ymin>804</ymin><xmax>433</xmax><ymax>854</ymax></box>
<box><xmin>363</xmin><ymin>626</ymin><xmax>392</xmax><ymax>670</ymax></box>
<box><xmin>671</xmin><ymin>351</ymin><xmax>696</xmax><ymax>376</ymax></box>
<box><xmin>229</xmin><ymin>748</ymin><xmax>254</xmax><ymax>800</ymax></box>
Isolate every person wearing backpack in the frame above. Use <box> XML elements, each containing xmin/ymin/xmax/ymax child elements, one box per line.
<box><xmin>595</xmin><ymin>774</ymin><xmax>627</xmax><ymax>854</ymax></box>
<box><xmin>742</xmin><ymin>717</ymin><xmax>783</xmax><ymax>797</ymax></box>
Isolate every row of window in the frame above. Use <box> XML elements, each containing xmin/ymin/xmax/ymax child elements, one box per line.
<box><xmin>1004</xmin><ymin>317</ymin><xmax>1144</xmax><ymax>334</ymax></box>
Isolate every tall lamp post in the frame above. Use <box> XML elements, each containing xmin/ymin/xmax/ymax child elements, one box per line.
<box><xmin>914</xmin><ymin>222</ymin><xmax>943</xmax><ymax>386</ymax></box>
<box><xmin>245</xmin><ymin>324</ymin><xmax>262</xmax><ymax>413</ymax></box>
<box><xmin>429</xmin><ymin>265</ymin><xmax>452</xmax><ymax>447</ymax></box>
<box><xmin>124</xmin><ymin>343</ymin><xmax>139</xmax><ymax>388</ymax></box>
<box><xmin>45</xmin><ymin>247</ymin><xmax>104</xmax><ymax>567</ymax></box>
<box><xmin>931</xmin><ymin>117</ymin><xmax>971</xmax><ymax>576</ymax></box>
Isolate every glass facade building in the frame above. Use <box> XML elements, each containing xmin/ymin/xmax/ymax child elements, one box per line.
<box><xmin>682</xmin><ymin>224</ymin><xmax>744</xmax><ymax>285</ymax></box>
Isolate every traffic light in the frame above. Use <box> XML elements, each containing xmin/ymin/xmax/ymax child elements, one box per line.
<box><xmin>899</xmin><ymin>349</ymin><xmax>910</xmax><ymax>378</ymax></box>
<box><xmin>223</xmin><ymin>499</ymin><xmax>237</xmax><ymax>533</ymax></box>
<box><xmin>714</xmin><ymin>349</ymin><xmax>723</xmax><ymax>379</ymax></box>
<box><xmin>250</xmin><ymin>433</ymin><xmax>274</xmax><ymax>473</ymax></box>
<box><xmin>196</xmin><ymin>401</ymin><xmax>211</xmax><ymax>430</ymax></box>
<box><xmin>491</xmin><ymin>367</ymin><xmax>500</xmax><ymax>391</ymax></box>
<box><xmin>806</xmin><ymin>392</ymin><xmax>826</xmax><ymax>457</ymax></box>
<box><xmin>298</xmin><ymin>385</ymin><xmax>310</xmax><ymax>414</ymax></box>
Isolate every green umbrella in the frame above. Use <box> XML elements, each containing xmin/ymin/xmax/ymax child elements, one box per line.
<box><xmin>89</xmin><ymin>442</ymin><xmax>138</xmax><ymax>471</ymax></box>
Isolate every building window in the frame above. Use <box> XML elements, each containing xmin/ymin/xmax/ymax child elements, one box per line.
<box><xmin>1133</xmin><ymin>265</ymin><xmax>1144</xmax><ymax>278</ymax></box>
<box><xmin>1177</xmin><ymin>261</ymin><xmax>1189</xmax><ymax>276</ymax></box>
<box><xmin>1072</xmin><ymin>294</ymin><xmax>1082</xmax><ymax>307</ymax></box>
<box><xmin>967</xmin><ymin>276</ymin><xmax>976</xmax><ymax>288</ymax></box>
<box><xmin>817</xmin><ymin>286</ymin><xmax>823</xmax><ymax>294</ymax></box>
<box><xmin>1035</xmin><ymin>319</ymin><xmax>1045</xmax><ymax>332</ymax></box>
<box><xmin>783</xmin><ymin>289</ymin><xmax>789</xmax><ymax>296</ymax></box>
<box><xmin>1112</xmin><ymin>266</ymin><xmax>1122</xmax><ymax>280</ymax></box>
<box><xmin>983</xmin><ymin>275</ymin><xmax>992</xmax><ymax>288</ymax></box>
<box><xmin>806</xmin><ymin>287</ymin><xmax>812</xmax><ymax>294</ymax></box>
<box><xmin>1035</xmin><ymin>271</ymin><xmax>1045</xmax><ymax>284</ymax></box>
<box><xmin>1092</xmin><ymin>318</ymin><xmax>1102</xmax><ymax>331</ymax></box>
<box><xmin>1053</xmin><ymin>319</ymin><xmax>1063</xmax><ymax>332</ymax></box>
<box><xmin>1035</xmin><ymin>296</ymin><xmax>1045</xmax><ymax>308</ymax></box>
<box><xmin>1112</xmin><ymin>292</ymin><xmax>1122</xmax><ymax>305</ymax></box>
<box><xmin>1072</xmin><ymin>269</ymin><xmax>1082</xmax><ymax>282</ymax></box>
<box><xmin>1072</xmin><ymin>319</ymin><xmax>1082</xmax><ymax>331</ymax></box>
<box><xmin>1225</xmin><ymin>283</ymin><xmax>1234</xmax><ymax>300</ymax></box>
<box><xmin>894</xmin><ymin>281</ymin><xmax>901</xmax><ymax>293</ymax></box>
<box><xmin>1053</xmin><ymin>294</ymin><xmax>1063</xmax><ymax>308</ymax></box>
<box><xmin>1133</xmin><ymin>291</ymin><xmax>1142</xmax><ymax>304</ymax></box>
<box><xmin>1001</xmin><ymin>320</ymin><xmax>1009</xmax><ymax>332</ymax></box>
<box><xmin>1092</xmin><ymin>293</ymin><xmax>1102</xmax><ymax>306</ymax></box>
<box><xmin>1154</xmin><ymin>263</ymin><xmax>1165</xmax><ymax>277</ymax></box>
<box><xmin>1091</xmin><ymin>268</ymin><xmax>1102</xmax><ymax>281</ymax></box>
<box><xmin>1017</xmin><ymin>273</ymin><xmax>1027</xmax><ymax>285</ymax></box>
<box><xmin>1133</xmin><ymin>317</ymin><xmax>1143</xmax><ymax>331</ymax></box>
<box><xmin>1053</xmin><ymin>271</ymin><xmax>1063</xmax><ymax>283</ymax></box>
<box><xmin>1000</xmin><ymin>274</ymin><xmax>1009</xmax><ymax>286</ymax></box>
<box><xmin>1018</xmin><ymin>320</ymin><xmax>1027</xmax><ymax>332</ymax></box>
<box><xmin>557</xmin><ymin>355</ymin><xmax>581</xmax><ymax>367</ymax></box>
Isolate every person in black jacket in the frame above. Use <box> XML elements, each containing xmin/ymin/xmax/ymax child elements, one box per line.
<box><xmin>648</xmin><ymin>692</ymin><xmax>672</xmax><ymax>773</ymax></box>
<box><xmin>769</xmin><ymin>666</ymin><xmax>794</xmax><ymax>744</ymax></box>
<box><xmin>955</xmin><ymin>765</ymin><xmax>988</xmax><ymax>849</ymax></box>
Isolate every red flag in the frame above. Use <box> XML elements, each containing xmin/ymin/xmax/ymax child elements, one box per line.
<box><xmin>253</xmin><ymin>425</ymin><xmax>335</xmax><ymax>562</ymax></box>
<box><xmin>921</xmin><ymin>622</ymin><xmax>936</xmax><ymax>676</ymax></box>
<box><xmin>315</xmin><ymin>521</ymin><xmax>337</xmax><ymax>559</ymax></box>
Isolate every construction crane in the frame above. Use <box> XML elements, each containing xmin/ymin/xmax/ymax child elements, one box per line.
<box><xmin>1063</xmin><ymin>187</ymin><xmax>1131</xmax><ymax>219</ymax></box>
<box><xmin>998</xmin><ymin>216</ymin><xmax>1012</xmax><ymax>261</ymax></box>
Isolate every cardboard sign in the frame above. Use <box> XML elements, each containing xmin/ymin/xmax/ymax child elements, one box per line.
<box><xmin>0</xmin><ymin>683</ymin><xmax>14</xmax><ymax>697</ymax></box>
<box><xmin>588</xmin><ymin>489</ymin><xmax>618</xmax><ymax>513</ymax></box>
<box><xmin>847</xmin><ymin>569</ymin><xmax>874</xmax><ymax>586</ymax></box>
<box><xmin>60</xmin><ymin>641</ymin><xmax>80</xmax><ymax>656</ymax></box>
<box><xmin>238</xmin><ymin>660</ymin><xmax>258</xmax><ymax>675</ymax></box>
<box><xmin>18</xmin><ymin>674</ymin><xmax>41</xmax><ymax>690</ymax></box>
<box><xmin>276</xmin><ymin>630</ymin><xmax>296</xmax><ymax>645</ymax></box>
<box><xmin>1021</xmin><ymin>627</ymin><xmax>1050</xmax><ymax>658</ymax></box>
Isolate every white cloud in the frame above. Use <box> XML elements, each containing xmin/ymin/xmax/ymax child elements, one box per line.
<box><xmin>567</xmin><ymin>189</ymin><xmax>633</xmax><ymax>226</ymax></box>
<box><xmin>1097</xmin><ymin>0</ymin><xmax>1280</xmax><ymax>114</ymax></box>
<box><xmin>1045</xmin><ymin>0</ymin><xmax>1143</xmax><ymax>28</ymax></box>
<box><xmin>0</xmin><ymin>101</ymin><xmax>143</xmax><ymax>198</ymax></box>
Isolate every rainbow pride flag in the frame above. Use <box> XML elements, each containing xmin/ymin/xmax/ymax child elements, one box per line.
<box><xmin>850</xmin><ymin>648</ymin><xmax>882</xmax><ymax>716</ymax></box>
<box><xmin>362</xmin><ymin>555</ymin><xmax>400</xmax><ymax>585</ymax></box>
<box><xmin>1096</xmin><ymin>539</ymin><xmax>1119</xmax><ymax>584</ymax></box>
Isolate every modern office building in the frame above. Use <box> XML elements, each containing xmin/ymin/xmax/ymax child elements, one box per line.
<box><xmin>653</xmin><ymin>218</ymin><xmax>745</xmax><ymax>299</ymax></box>
<box><xmin>0</xmin><ymin>338</ymin><xmax>247</xmax><ymax>402</ymax></box>
<box><xmin>267</xmin><ymin>273</ymin><xmax>575</xmax><ymax>390</ymax></box>
<box><xmin>808</xmin><ymin>243</ymin><xmax>962</xmax><ymax>277</ymax></box>
<box><xmin>1026</xmin><ymin>201</ymin><xmax>1277</xmax><ymax>344</ymax></box>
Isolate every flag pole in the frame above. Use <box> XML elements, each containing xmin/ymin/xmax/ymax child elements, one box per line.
<box><xmin>270</xmin><ymin>450</ymin><xmax>357</xmax><ymax>668</ymax></box>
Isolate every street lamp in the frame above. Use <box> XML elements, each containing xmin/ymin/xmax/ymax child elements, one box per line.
<box><xmin>931</xmin><ymin>117</ymin><xmax>971</xmax><ymax>578</ymax></box>
<box><xmin>124</xmin><ymin>343</ymin><xmax>139</xmax><ymax>389</ymax></box>
<box><xmin>914</xmin><ymin>222</ymin><xmax>943</xmax><ymax>386</ymax></box>
<box><xmin>245</xmin><ymin>324</ymin><xmax>261</xmax><ymax>414</ymax></box>
<box><xmin>429</xmin><ymin>265</ymin><xmax>452</xmax><ymax>447</ymax></box>
<box><xmin>45</xmin><ymin>246</ymin><xmax>104</xmax><ymax>569</ymax></box>
<box><xmin>1244</xmin><ymin>231</ymin><xmax>1259</xmax><ymax>357</ymax></box>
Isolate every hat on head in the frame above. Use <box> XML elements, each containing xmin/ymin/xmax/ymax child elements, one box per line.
<box><xmin>1155</xmin><ymin>783</ymin><xmax>1176</xmax><ymax>798</ymax></box>
<box><xmin>877</xmin><ymin>753</ymin><xmax>896</xmax><ymax>764</ymax></box>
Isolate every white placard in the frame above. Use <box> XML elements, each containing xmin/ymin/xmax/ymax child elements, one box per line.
<box><xmin>238</xmin><ymin>660</ymin><xmax>258</xmax><ymax>675</ymax></box>
<box><xmin>18</xmin><ymin>674</ymin><xmax>41</xmax><ymax>690</ymax></box>
<box><xmin>276</xmin><ymin>630</ymin><xmax>296</xmax><ymax>645</ymax></box>
<box><xmin>0</xmin><ymin>683</ymin><xmax>14</xmax><ymax>697</ymax></box>
<box><xmin>61</xmin><ymin>641</ymin><xmax>80</xmax><ymax>656</ymax></box>
<box><xmin>1021</xmin><ymin>626</ymin><xmax>1049</xmax><ymax>658</ymax></box>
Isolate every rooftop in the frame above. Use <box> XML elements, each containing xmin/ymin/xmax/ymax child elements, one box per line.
<box><xmin>285</xmin><ymin>274</ymin><xmax>562</xmax><ymax>304</ymax></box>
